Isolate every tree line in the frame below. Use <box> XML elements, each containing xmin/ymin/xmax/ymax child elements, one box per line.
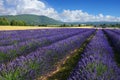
<box><xmin>94</xmin><ymin>24</ymin><xmax>120</xmax><ymax>28</ymax></box>
<box><xmin>0</xmin><ymin>17</ymin><xmax>26</xmax><ymax>26</ymax></box>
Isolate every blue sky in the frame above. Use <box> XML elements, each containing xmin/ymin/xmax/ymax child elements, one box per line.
<box><xmin>44</xmin><ymin>0</ymin><xmax>120</xmax><ymax>16</ymax></box>
<box><xmin>0</xmin><ymin>0</ymin><xmax>120</xmax><ymax>22</ymax></box>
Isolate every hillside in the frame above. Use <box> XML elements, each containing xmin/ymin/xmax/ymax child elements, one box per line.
<box><xmin>67</xmin><ymin>22</ymin><xmax>120</xmax><ymax>25</ymax></box>
<box><xmin>0</xmin><ymin>14</ymin><xmax>62</xmax><ymax>25</ymax></box>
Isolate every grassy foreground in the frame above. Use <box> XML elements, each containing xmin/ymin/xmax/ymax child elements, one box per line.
<box><xmin>0</xmin><ymin>26</ymin><xmax>94</xmax><ymax>31</ymax></box>
<box><xmin>37</xmin><ymin>30</ymin><xmax>96</xmax><ymax>80</ymax></box>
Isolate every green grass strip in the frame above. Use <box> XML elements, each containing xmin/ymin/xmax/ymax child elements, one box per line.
<box><xmin>44</xmin><ymin>30</ymin><xmax>97</xmax><ymax>80</ymax></box>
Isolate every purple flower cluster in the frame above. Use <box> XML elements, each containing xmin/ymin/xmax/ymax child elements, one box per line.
<box><xmin>104</xmin><ymin>29</ymin><xmax>120</xmax><ymax>52</ymax></box>
<box><xmin>0</xmin><ymin>29</ymin><xmax>87</xmax><ymax>64</ymax></box>
<box><xmin>0</xmin><ymin>29</ymin><xmax>78</xmax><ymax>46</ymax></box>
<box><xmin>68</xmin><ymin>30</ymin><xmax>120</xmax><ymax>80</ymax></box>
<box><xmin>109</xmin><ymin>29</ymin><xmax>120</xmax><ymax>34</ymax></box>
<box><xmin>0</xmin><ymin>29</ymin><xmax>95</xmax><ymax>80</ymax></box>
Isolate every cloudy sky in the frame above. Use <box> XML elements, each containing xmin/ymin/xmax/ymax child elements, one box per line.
<box><xmin>0</xmin><ymin>0</ymin><xmax>120</xmax><ymax>22</ymax></box>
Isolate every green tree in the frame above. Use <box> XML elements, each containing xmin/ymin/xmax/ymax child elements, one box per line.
<box><xmin>10</xmin><ymin>20</ymin><xmax>26</xmax><ymax>26</ymax></box>
<box><xmin>0</xmin><ymin>17</ymin><xmax>10</xmax><ymax>25</ymax></box>
<box><xmin>10</xmin><ymin>20</ymin><xmax>17</xmax><ymax>26</ymax></box>
<box><xmin>78</xmin><ymin>24</ymin><xmax>81</xmax><ymax>27</ymax></box>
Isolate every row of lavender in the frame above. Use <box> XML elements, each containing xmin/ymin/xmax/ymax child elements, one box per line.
<box><xmin>0</xmin><ymin>29</ymin><xmax>83</xmax><ymax>46</ymax></box>
<box><xmin>68</xmin><ymin>30</ymin><xmax>120</xmax><ymax>80</ymax></box>
<box><xmin>0</xmin><ymin>29</ymin><xmax>95</xmax><ymax>80</ymax></box>
<box><xmin>0</xmin><ymin>29</ymin><xmax>86</xmax><ymax>64</ymax></box>
<box><xmin>103</xmin><ymin>29</ymin><xmax>120</xmax><ymax>66</ymax></box>
<box><xmin>104</xmin><ymin>29</ymin><xmax>120</xmax><ymax>53</ymax></box>
<box><xmin>109</xmin><ymin>29</ymin><xmax>120</xmax><ymax>34</ymax></box>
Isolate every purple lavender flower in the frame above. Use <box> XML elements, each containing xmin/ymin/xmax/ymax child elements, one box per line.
<box><xmin>68</xmin><ymin>30</ymin><xmax>120</xmax><ymax>80</ymax></box>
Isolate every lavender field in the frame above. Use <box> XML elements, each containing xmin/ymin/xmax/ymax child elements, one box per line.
<box><xmin>0</xmin><ymin>28</ymin><xmax>120</xmax><ymax>80</ymax></box>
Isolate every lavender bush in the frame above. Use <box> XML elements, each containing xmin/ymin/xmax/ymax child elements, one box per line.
<box><xmin>0</xmin><ymin>29</ymin><xmax>85</xmax><ymax>64</ymax></box>
<box><xmin>0</xmin><ymin>29</ymin><xmax>95</xmax><ymax>80</ymax></box>
<box><xmin>68</xmin><ymin>30</ymin><xmax>120</xmax><ymax>80</ymax></box>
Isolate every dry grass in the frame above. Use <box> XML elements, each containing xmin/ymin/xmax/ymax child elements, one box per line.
<box><xmin>0</xmin><ymin>26</ymin><xmax>94</xmax><ymax>31</ymax></box>
<box><xmin>0</xmin><ymin>26</ymin><xmax>53</xmax><ymax>31</ymax></box>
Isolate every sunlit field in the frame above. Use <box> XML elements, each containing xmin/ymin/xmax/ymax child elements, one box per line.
<box><xmin>0</xmin><ymin>0</ymin><xmax>120</xmax><ymax>79</ymax></box>
<box><xmin>0</xmin><ymin>27</ymin><xmax>120</xmax><ymax>80</ymax></box>
<box><xmin>0</xmin><ymin>26</ymin><xmax>94</xmax><ymax>31</ymax></box>
<box><xmin>0</xmin><ymin>26</ymin><xmax>56</xmax><ymax>31</ymax></box>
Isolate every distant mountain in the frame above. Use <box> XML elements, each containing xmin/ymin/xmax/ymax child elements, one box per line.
<box><xmin>0</xmin><ymin>14</ymin><xmax>119</xmax><ymax>26</ymax></box>
<box><xmin>0</xmin><ymin>14</ymin><xmax>63</xmax><ymax>25</ymax></box>
<box><xmin>67</xmin><ymin>22</ymin><xmax>120</xmax><ymax>25</ymax></box>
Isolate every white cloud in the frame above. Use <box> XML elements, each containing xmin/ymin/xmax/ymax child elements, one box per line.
<box><xmin>0</xmin><ymin>0</ymin><xmax>9</xmax><ymax>14</ymax></box>
<box><xmin>61</xmin><ymin>10</ymin><xmax>120</xmax><ymax>22</ymax></box>
<box><xmin>0</xmin><ymin>0</ymin><xmax>57</xmax><ymax>18</ymax></box>
<box><xmin>0</xmin><ymin>0</ymin><xmax>120</xmax><ymax>22</ymax></box>
<box><xmin>0</xmin><ymin>0</ymin><xmax>16</xmax><ymax>15</ymax></box>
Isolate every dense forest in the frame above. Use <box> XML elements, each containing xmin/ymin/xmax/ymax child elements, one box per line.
<box><xmin>0</xmin><ymin>17</ymin><xmax>26</xmax><ymax>26</ymax></box>
<box><xmin>0</xmin><ymin>17</ymin><xmax>120</xmax><ymax>28</ymax></box>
